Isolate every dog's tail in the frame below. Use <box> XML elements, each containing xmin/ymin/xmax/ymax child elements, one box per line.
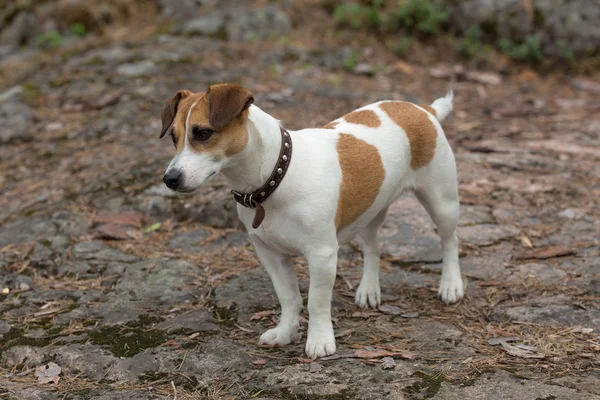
<box><xmin>430</xmin><ymin>91</ymin><xmax>453</xmax><ymax>123</ymax></box>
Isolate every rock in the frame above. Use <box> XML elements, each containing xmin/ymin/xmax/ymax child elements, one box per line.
<box><xmin>158</xmin><ymin>0</ymin><xmax>204</xmax><ymax>20</ymax></box>
<box><xmin>52</xmin><ymin>344</ymin><xmax>116</xmax><ymax>380</ymax></box>
<box><xmin>52</xmin><ymin>212</ymin><xmax>89</xmax><ymax>235</ymax></box>
<box><xmin>1</xmin><ymin>345</ymin><xmax>45</xmax><ymax>368</ymax></box>
<box><xmin>456</xmin><ymin>224</ymin><xmax>519</xmax><ymax>246</ymax></box>
<box><xmin>353</xmin><ymin>63</ymin><xmax>373</xmax><ymax>76</ymax></box>
<box><xmin>0</xmin><ymin>12</ymin><xmax>37</xmax><ymax>48</ymax></box>
<box><xmin>70</xmin><ymin>241</ymin><xmax>138</xmax><ymax>263</ymax></box>
<box><xmin>169</xmin><ymin>229</ymin><xmax>248</xmax><ymax>253</ymax></box>
<box><xmin>558</xmin><ymin>208</ymin><xmax>586</xmax><ymax>220</ymax></box>
<box><xmin>0</xmin><ymin>218</ymin><xmax>57</xmax><ymax>248</ymax></box>
<box><xmin>0</xmin><ymin>89</ymin><xmax>33</xmax><ymax>144</ymax></box>
<box><xmin>156</xmin><ymin>310</ymin><xmax>219</xmax><ymax>333</ymax></box>
<box><xmin>183</xmin><ymin>15</ymin><xmax>226</xmax><ymax>38</ymax></box>
<box><xmin>0</xmin><ymin>320</ymin><xmax>11</xmax><ymax>334</ymax></box>
<box><xmin>448</xmin><ymin>0</ymin><xmax>600</xmax><ymax>58</ymax></box>
<box><xmin>115</xmin><ymin>259</ymin><xmax>199</xmax><ymax>305</ymax></box>
<box><xmin>116</xmin><ymin>60</ymin><xmax>159</xmax><ymax>77</ymax></box>
<box><xmin>226</xmin><ymin>5</ymin><xmax>292</xmax><ymax>42</ymax></box>
<box><xmin>434</xmin><ymin>369</ymin><xmax>599</xmax><ymax>399</ymax></box>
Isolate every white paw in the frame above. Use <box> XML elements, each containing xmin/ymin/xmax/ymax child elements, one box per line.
<box><xmin>258</xmin><ymin>325</ymin><xmax>300</xmax><ymax>347</ymax></box>
<box><xmin>305</xmin><ymin>325</ymin><xmax>336</xmax><ymax>359</ymax></box>
<box><xmin>438</xmin><ymin>274</ymin><xmax>464</xmax><ymax>304</ymax></box>
<box><xmin>355</xmin><ymin>281</ymin><xmax>381</xmax><ymax>309</ymax></box>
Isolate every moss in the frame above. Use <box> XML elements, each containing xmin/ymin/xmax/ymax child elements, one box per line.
<box><xmin>403</xmin><ymin>371</ymin><xmax>447</xmax><ymax>399</ymax></box>
<box><xmin>0</xmin><ymin>327</ymin><xmax>54</xmax><ymax>355</ymax></box>
<box><xmin>139</xmin><ymin>371</ymin><xmax>199</xmax><ymax>391</ymax></box>
<box><xmin>88</xmin><ymin>315</ymin><xmax>168</xmax><ymax>357</ymax></box>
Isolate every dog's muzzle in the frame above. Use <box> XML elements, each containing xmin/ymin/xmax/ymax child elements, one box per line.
<box><xmin>163</xmin><ymin>169</ymin><xmax>183</xmax><ymax>190</ymax></box>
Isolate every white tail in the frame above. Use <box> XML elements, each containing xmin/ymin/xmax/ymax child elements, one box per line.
<box><xmin>430</xmin><ymin>91</ymin><xmax>454</xmax><ymax>123</ymax></box>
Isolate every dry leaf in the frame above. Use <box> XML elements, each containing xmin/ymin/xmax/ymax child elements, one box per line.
<box><xmin>334</xmin><ymin>328</ymin><xmax>356</xmax><ymax>338</ymax></box>
<box><xmin>488</xmin><ymin>337</ymin><xmax>518</xmax><ymax>346</ymax></box>
<box><xmin>252</xmin><ymin>359</ymin><xmax>267</xmax><ymax>365</ymax></box>
<box><xmin>500</xmin><ymin>341</ymin><xmax>544</xmax><ymax>359</ymax></box>
<box><xmin>351</xmin><ymin>311</ymin><xmax>379</xmax><ymax>318</ymax></box>
<box><xmin>378</xmin><ymin>305</ymin><xmax>404</xmax><ymax>315</ymax></box>
<box><xmin>515</xmin><ymin>245</ymin><xmax>575</xmax><ymax>260</ymax></box>
<box><xmin>34</xmin><ymin>362</ymin><xmax>61</xmax><ymax>384</ymax></box>
<box><xmin>395</xmin><ymin>60</ymin><xmax>414</xmax><ymax>74</ymax></box>
<box><xmin>250</xmin><ymin>310</ymin><xmax>276</xmax><ymax>321</ymax></box>
<box><xmin>355</xmin><ymin>348</ymin><xmax>415</xmax><ymax>360</ymax></box>
<box><xmin>518</xmin><ymin>235</ymin><xmax>533</xmax><ymax>248</ymax></box>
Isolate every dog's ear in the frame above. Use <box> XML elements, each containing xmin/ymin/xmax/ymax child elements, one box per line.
<box><xmin>207</xmin><ymin>83</ymin><xmax>254</xmax><ymax>130</ymax></box>
<box><xmin>160</xmin><ymin>90</ymin><xmax>191</xmax><ymax>138</ymax></box>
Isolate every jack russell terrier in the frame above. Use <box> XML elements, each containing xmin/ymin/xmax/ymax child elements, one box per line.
<box><xmin>160</xmin><ymin>83</ymin><xmax>463</xmax><ymax>359</ymax></box>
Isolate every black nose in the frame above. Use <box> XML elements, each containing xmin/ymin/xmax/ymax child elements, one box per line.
<box><xmin>163</xmin><ymin>169</ymin><xmax>182</xmax><ymax>190</ymax></box>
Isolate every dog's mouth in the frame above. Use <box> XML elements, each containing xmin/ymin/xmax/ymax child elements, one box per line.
<box><xmin>171</xmin><ymin>171</ymin><xmax>217</xmax><ymax>194</ymax></box>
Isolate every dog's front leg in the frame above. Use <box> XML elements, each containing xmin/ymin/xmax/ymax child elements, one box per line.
<box><xmin>304</xmin><ymin>245</ymin><xmax>338</xmax><ymax>359</ymax></box>
<box><xmin>251</xmin><ymin>235</ymin><xmax>302</xmax><ymax>347</ymax></box>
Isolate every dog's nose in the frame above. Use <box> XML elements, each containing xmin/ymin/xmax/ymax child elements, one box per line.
<box><xmin>163</xmin><ymin>169</ymin><xmax>182</xmax><ymax>190</ymax></box>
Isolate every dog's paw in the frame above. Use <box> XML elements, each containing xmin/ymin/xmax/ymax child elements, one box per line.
<box><xmin>355</xmin><ymin>281</ymin><xmax>381</xmax><ymax>309</ymax></box>
<box><xmin>305</xmin><ymin>326</ymin><xmax>336</xmax><ymax>359</ymax></box>
<box><xmin>259</xmin><ymin>326</ymin><xmax>300</xmax><ymax>347</ymax></box>
<box><xmin>438</xmin><ymin>274</ymin><xmax>464</xmax><ymax>304</ymax></box>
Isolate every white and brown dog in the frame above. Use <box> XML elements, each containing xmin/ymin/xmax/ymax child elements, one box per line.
<box><xmin>160</xmin><ymin>83</ymin><xmax>463</xmax><ymax>359</ymax></box>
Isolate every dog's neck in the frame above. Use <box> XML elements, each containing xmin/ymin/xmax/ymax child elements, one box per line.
<box><xmin>220</xmin><ymin>105</ymin><xmax>284</xmax><ymax>194</ymax></box>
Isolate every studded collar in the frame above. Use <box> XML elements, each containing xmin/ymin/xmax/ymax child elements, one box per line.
<box><xmin>231</xmin><ymin>127</ymin><xmax>292</xmax><ymax>229</ymax></box>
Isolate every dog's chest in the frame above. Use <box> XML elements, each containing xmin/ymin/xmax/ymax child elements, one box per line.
<box><xmin>237</xmin><ymin>205</ymin><xmax>303</xmax><ymax>255</ymax></box>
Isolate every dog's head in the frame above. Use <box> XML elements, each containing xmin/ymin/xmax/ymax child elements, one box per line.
<box><xmin>160</xmin><ymin>83</ymin><xmax>254</xmax><ymax>192</ymax></box>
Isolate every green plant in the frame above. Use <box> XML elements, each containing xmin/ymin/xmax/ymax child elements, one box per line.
<box><xmin>395</xmin><ymin>0</ymin><xmax>448</xmax><ymax>35</ymax></box>
<box><xmin>343</xmin><ymin>48</ymin><xmax>359</xmax><ymax>70</ymax></box>
<box><xmin>334</xmin><ymin>3</ymin><xmax>380</xmax><ymax>29</ymax></box>
<box><xmin>499</xmin><ymin>34</ymin><xmax>542</xmax><ymax>63</ymax></box>
<box><xmin>387</xmin><ymin>36</ymin><xmax>413</xmax><ymax>56</ymax></box>
<box><xmin>458</xmin><ymin>25</ymin><xmax>491</xmax><ymax>60</ymax></box>
<box><xmin>35</xmin><ymin>30</ymin><xmax>63</xmax><ymax>49</ymax></box>
<box><xmin>557</xmin><ymin>40</ymin><xmax>575</xmax><ymax>64</ymax></box>
<box><xmin>70</xmin><ymin>22</ymin><xmax>87</xmax><ymax>37</ymax></box>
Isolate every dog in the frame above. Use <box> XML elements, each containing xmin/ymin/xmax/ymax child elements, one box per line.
<box><xmin>160</xmin><ymin>83</ymin><xmax>463</xmax><ymax>359</ymax></box>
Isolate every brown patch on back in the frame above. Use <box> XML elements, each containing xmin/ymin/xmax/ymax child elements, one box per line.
<box><xmin>380</xmin><ymin>101</ymin><xmax>438</xmax><ymax>170</ymax></box>
<box><xmin>324</xmin><ymin>121</ymin><xmax>339</xmax><ymax>129</ymax></box>
<box><xmin>343</xmin><ymin>109</ymin><xmax>381</xmax><ymax>127</ymax></box>
<box><xmin>418</xmin><ymin>104</ymin><xmax>437</xmax><ymax>117</ymax></box>
<box><xmin>335</xmin><ymin>134</ymin><xmax>385</xmax><ymax>230</ymax></box>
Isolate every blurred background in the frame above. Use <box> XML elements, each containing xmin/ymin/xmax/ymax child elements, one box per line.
<box><xmin>1</xmin><ymin>1</ymin><xmax>599</xmax><ymax>399</ymax></box>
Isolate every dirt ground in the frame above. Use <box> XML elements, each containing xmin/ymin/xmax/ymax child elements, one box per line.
<box><xmin>1</xmin><ymin>2</ymin><xmax>599</xmax><ymax>399</ymax></box>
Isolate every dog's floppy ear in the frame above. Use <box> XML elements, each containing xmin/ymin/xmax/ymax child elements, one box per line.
<box><xmin>207</xmin><ymin>83</ymin><xmax>254</xmax><ymax>131</ymax></box>
<box><xmin>160</xmin><ymin>89</ymin><xmax>191</xmax><ymax>138</ymax></box>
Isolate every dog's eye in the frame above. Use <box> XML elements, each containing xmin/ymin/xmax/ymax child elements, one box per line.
<box><xmin>192</xmin><ymin>126</ymin><xmax>213</xmax><ymax>142</ymax></box>
<box><xmin>169</xmin><ymin>131</ymin><xmax>176</xmax><ymax>147</ymax></box>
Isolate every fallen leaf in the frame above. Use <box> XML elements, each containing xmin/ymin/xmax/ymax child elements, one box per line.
<box><xmin>89</xmin><ymin>89</ymin><xmax>124</xmax><ymax>110</ymax></box>
<box><xmin>395</xmin><ymin>60</ymin><xmax>414</xmax><ymax>74</ymax></box>
<box><xmin>465</xmin><ymin>71</ymin><xmax>502</xmax><ymax>86</ymax></box>
<box><xmin>515</xmin><ymin>245</ymin><xmax>575</xmax><ymax>260</ymax></box>
<box><xmin>401</xmin><ymin>312</ymin><xmax>419</xmax><ymax>319</ymax></box>
<box><xmin>488</xmin><ymin>337</ymin><xmax>518</xmax><ymax>346</ymax></box>
<box><xmin>500</xmin><ymin>341</ymin><xmax>544</xmax><ymax>359</ymax></box>
<box><xmin>351</xmin><ymin>311</ymin><xmax>379</xmax><ymax>318</ymax></box>
<box><xmin>250</xmin><ymin>310</ymin><xmax>276</xmax><ymax>321</ymax></box>
<box><xmin>94</xmin><ymin>210</ymin><xmax>145</xmax><ymax>228</ymax></box>
<box><xmin>34</xmin><ymin>362</ymin><xmax>61</xmax><ymax>384</ymax></box>
<box><xmin>2</xmin><ymin>287</ymin><xmax>9</xmax><ymax>294</ymax></box>
<box><xmin>145</xmin><ymin>222</ymin><xmax>162</xmax><ymax>233</ymax></box>
<box><xmin>355</xmin><ymin>348</ymin><xmax>414</xmax><ymax>360</ymax></box>
<box><xmin>381</xmin><ymin>357</ymin><xmax>396</xmax><ymax>370</ymax></box>
<box><xmin>334</xmin><ymin>328</ymin><xmax>356</xmax><ymax>338</ymax></box>
<box><xmin>378</xmin><ymin>305</ymin><xmax>405</xmax><ymax>315</ymax></box>
<box><xmin>95</xmin><ymin>224</ymin><xmax>132</xmax><ymax>240</ymax></box>
<box><xmin>297</xmin><ymin>357</ymin><xmax>314</xmax><ymax>363</ymax></box>
<box><xmin>518</xmin><ymin>235</ymin><xmax>533</xmax><ymax>248</ymax></box>
<box><xmin>516</xmin><ymin>344</ymin><xmax>538</xmax><ymax>351</ymax></box>
<box><xmin>252</xmin><ymin>359</ymin><xmax>267</xmax><ymax>365</ymax></box>
<box><xmin>572</xmin><ymin>78</ymin><xmax>600</xmax><ymax>94</ymax></box>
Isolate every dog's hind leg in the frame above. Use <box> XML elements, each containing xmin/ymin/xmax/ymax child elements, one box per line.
<box><xmin>251</xmin><ymin>235</ymin><xmax>302</xmax><ymax>347</ymax></box>
<box><xmin>414</xmin><ymin>164</ymin><xmax>464</xmax><ymax>304</ymax></box>
<box><xmin>355</xmin><ymin>206</ymin><xmax>388</xmax><ymax>308</ymax></box>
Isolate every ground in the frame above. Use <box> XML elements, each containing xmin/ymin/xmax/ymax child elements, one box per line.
<box><xmin>1</xmin><ymin>2</ymin><xmax>600</xmax><ymax>400</ymax></box>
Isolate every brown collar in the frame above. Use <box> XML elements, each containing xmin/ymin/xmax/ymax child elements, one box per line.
<box><xmin>231</xmin><ymin>127</ymin><xmax>292</xmax><ymax>229</ymax></box>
